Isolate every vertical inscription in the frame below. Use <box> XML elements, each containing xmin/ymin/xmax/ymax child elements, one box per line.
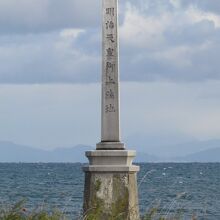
<box><xmin>106</xmin><ymin>7</ymin><xmax>114</xmax><ymax>16</ymax></box>
<box><xmin>106</xmin><ymin>34</ymin><xmax>115</xmax><ymax>43</ymax></box>
<box><xmin>106</xmin><ymin>21</ymin><xmax>114</xmax><ymax>29</ymax></box>
<box><xmin>102</xmin><ymin>0</ymin><xmax>120</xmax><ymax>141</ymax></box>
<box><xmin>105</xmin><ymin>89</ymin><xmax>114</xmax><ymax>99</ymax></box>
<box><xmin>105</xmin><ymin>104</ymin><xmax>116</xmax><ymax>113</ymax></box>
<box><xmin>106</xmin><ymin>62</ymin><xmax>115</xmax><ymax>84</ymax></box>
<box><xmin>104</xmin><ymin>1</ymin><xmax>117</xmax><ymax>115</ymax></box>
<box><xmin>106</xmin><ymin>48</ymin><xmax>114</xmax><ymax>57</ymax></box>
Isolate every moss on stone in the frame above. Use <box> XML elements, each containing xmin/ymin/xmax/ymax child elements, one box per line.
<box><xmin>84</xmin><ymin>173</ymin><xmax>139</xmax><ymax>220</ymax></box>
<box><xmin>85</xmin><ymin>197</ymin><xmax>104</xmax><ymax>220</ymax></box>
<box><xmin>94</xmin><ymin>179</ymin><xmax>102</xmax><ymax>192</ymax></box>
<box><xmin>111</xmin><ymin>174</ymin><xmax>129</xmax><ymax>219</ymax></box>
<box><xmin>111</xmin><ymin>191</ymin><xmax>129</xmax><ymax>219</ymax></box>
<box><xmin>84</xmin><ymin>178</ymin><xmax>104</xmax><ymax>220</ymax></box>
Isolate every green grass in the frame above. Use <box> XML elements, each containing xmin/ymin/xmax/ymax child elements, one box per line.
<box><xmin>0</xmin><ymin>200</ymin><xmax>66</xmax><ymax>220</ymax></box>
<box><xmin>0</xmin><ymin>200</ymin><xmax>197</xmax><ymax>220</ymax></box>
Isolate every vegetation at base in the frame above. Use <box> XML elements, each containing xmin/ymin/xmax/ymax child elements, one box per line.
<box><xmin>0</xmin><ymin>200</ymin><xmax>198</xmax><ymax>220</ymax></box>
<box><xmin>0</xmin><ymin>200</ymin><xmax>66</xmax><ymax>220</ymax></box>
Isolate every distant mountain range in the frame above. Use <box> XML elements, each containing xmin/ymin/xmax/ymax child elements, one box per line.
<box><xmin>173</xmin><ymin>147</ymin><xmax>220</xmax><ymax>162</ymax></box>
<box><xmin>0</xmin><ymin>141</ymin><xmax>93</xmax><ymax>163</ymax></box>
<box><xmin>0</xmin><ymin>140</ymin><xmax>220</xmax><ymax>162</ymax></box>
<box><xmin>126</xmin><ymin>136</ymin><xmax>220</xmax><ymax>158</ymax></box>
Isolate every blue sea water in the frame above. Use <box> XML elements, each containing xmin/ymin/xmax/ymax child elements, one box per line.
<box><xmin>0</xmin><ymin>163</ymin><xmax>220</xmax><ymax>219</ymax></box>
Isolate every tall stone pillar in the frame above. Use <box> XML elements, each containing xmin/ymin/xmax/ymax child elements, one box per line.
<box><xmin>83</xmin><ymin>0</ymin><xmax>140</xmax><ymax>219</ymax></box>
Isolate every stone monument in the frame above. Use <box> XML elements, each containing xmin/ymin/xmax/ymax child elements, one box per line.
<box><xmin>83</xmin><ymin>0</ymin><xmax>140</xmax><ymax>219</ymax></box>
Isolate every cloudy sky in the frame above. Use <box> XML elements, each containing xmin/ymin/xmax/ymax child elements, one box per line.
<box><xmin>0</xmin><ymin>0</ymin><xmax>220</xmax><ymax>155</ymax></box>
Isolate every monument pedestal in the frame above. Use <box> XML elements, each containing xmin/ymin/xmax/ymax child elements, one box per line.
<box><xmin>83</xmin><ymin>147</ymin><xmax>140</xmax><ymax>220</ymax></box>
<box><xmin>82</xmin><ymin>0</ymin><xmax>140</xmax><ymax>219</ymax></box>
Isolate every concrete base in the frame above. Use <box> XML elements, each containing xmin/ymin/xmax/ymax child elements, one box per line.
<box><xmin>97</xmin><ymin>142</ymin><xmax>125</xmax><ymax>150</ymax></box>
<box><xmin>83</xmin><ymin>150</ymin><xmax>140</xmax><ymax>220</ymax></box>
<box><xmin>85</xmin><ymin>150</ymin><xmax>137</xmax><ymax>167</ymax></box>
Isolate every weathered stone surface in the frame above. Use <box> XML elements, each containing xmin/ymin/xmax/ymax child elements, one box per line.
<box><xmin>85</xmin><ymin>150</ymin><xmax>136</xmax><ymax>166</ymax></box>
<box><xmin>101</xmin><ymin>0</ymin><xmax>120</xmax><ymax>143</ymax></box>
<box><xmin>97</xmin><ymin>142</ymin><xmax>125</xmax><ymax>150</ymax></box>
<box><xmin>83</xmin><ymin>172</ymin><xmax>140</xmax><ymax>220</ymax></box>
<box><xmin>83</xmin><ymin>165</ymin><xmax>139</xmax><ymax>173</ymax></box>
<box><xmin>82</xmin><ymin>0</ymin><xmax>140</xmax><ymax>219</ymax></box>
<box><xmin>83</xmin><ymin>150</ymin><xmax>140</xmax><ymax>219</ymax></box>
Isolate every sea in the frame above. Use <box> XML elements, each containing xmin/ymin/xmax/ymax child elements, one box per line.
<box><xmin>0</xmin><ymin>163</ymin><xmax>220</xmax><ymax>220</ymax></box>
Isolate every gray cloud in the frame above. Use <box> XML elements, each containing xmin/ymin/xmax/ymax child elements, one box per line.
<box><xmin>119</xmin><ymin>0</ymin><xmax>220</xmax><ymax>82</ymax></box>
<box><xmin>0</xmin><ymin>31</ymin><xmax>100</xmax><ymax>83</ymax></box>
<box><xmin>181</xmin><ymin>0</ymin><xmax>220</xmax><ymax>14</ymax></box>
<box><xmin>0</xmin><ymin>0</ymin><xmax>220</xmax><ymax>84</ymax></box>
<box><xmin>124</xmin><ymin>26</ymin><xmax>220</xmax><ymax>82</ymax></box>
<box><xmin>0</xmin><ymin>0</ymin><xmax>100</xmax><ymax>34</ymax></box>
<box><xmin>127</xmin><ymin>0</ymin><xmax>220</xmax><ymax>15</ymax></box>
